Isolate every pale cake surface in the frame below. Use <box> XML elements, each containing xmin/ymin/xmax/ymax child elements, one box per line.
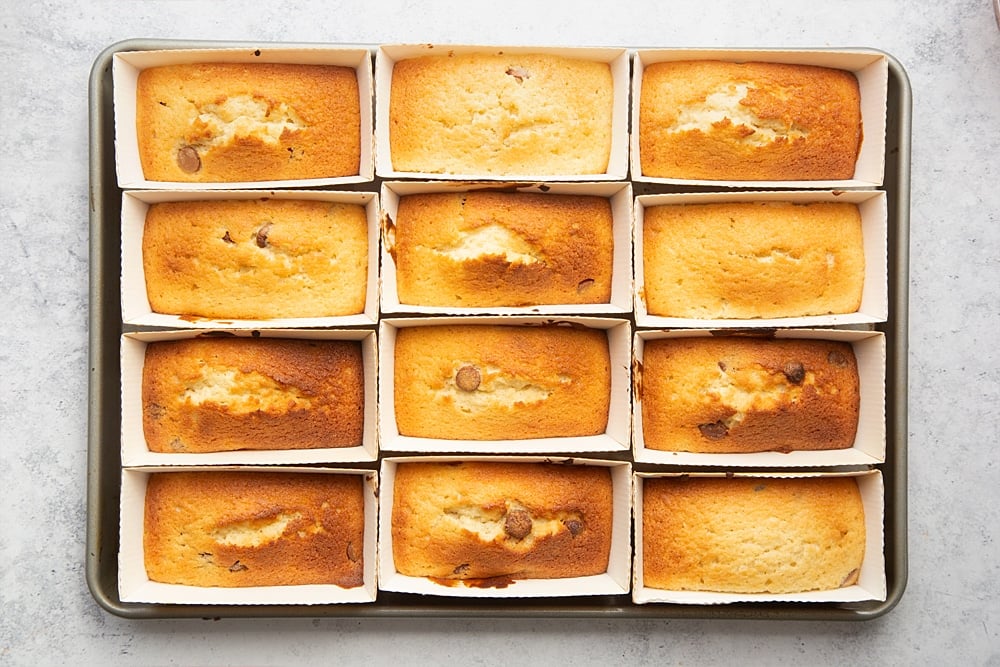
<box><xmin>642</xmin><ymin>200</ymin><xmax>865</xmax><ymax>319</ymax></box>
<box><xmin>640</xmin><ymin>337</ymin><xmax>860</xmax><ymax>453</ymax></box>
<box><xmin>642</xmin><ymin>476</ymin><xmax>866</xmax><ymax>594</ymax></box>
<box><xmin>143</xmin><ymin>471</ymin><xmax>365</xmax><ymax>588</ymax></box>
<box><xmin>135</xmin><ymin>62</ymin><xmax>361</xmax><ymax>182</ymax></box>
<box><xmin>391</xmin><ymin>461</ymin><xmax>613</xmax><ymax>582</ymax></box>
<box><xmin>389</xmin><ymin>53</ymin><xmax>614</xmax><ymax>176</ymax></box>
<box><xmin>392</xmin><ymin>191</ymin><xmax>614</xmax><ymax>307</ymax></box>
<box><xmin>393</xmin><ymin>324</ymin><xmax>611</xmax><ymax>440</ymax></box>
<box><xmin>142</xmin><ymin>337</ymin><xmax>365</xmax><ymax>453</ymax></box>
<box><xmin>141</xmin><ymin>198</ymin><xmax>368</xmax><ymax>320</ymax></box>
<box><xmin>639</xmin><ymin>60</ymin><xmax>862</xmax><ymax>181</ymax></box>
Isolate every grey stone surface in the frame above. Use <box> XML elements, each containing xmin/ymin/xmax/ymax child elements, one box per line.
<box><xmin>1</xmin><ymin>0</ymin><xmax>998</xmax><ymax>664</ymax></box>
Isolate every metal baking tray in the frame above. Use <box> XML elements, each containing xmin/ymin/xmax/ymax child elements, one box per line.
<box><xmin>87</xmin><ymin>39</ymin><xmax>910</xmax><ymax>620</ymax></box>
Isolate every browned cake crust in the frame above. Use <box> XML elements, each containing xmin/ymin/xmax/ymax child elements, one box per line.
<box><xmin>142</xmin><ymin>337</ymin><xmax>364</xmax><ymax>453</ymax></box>
<box><xmin>642</xmin><ymin>201</ymin><xmax>865</xmax><ymax>319</ymax></box>
<box><xmin>389</xmin><ymin>53</ymin><xmax>614</xmax><ymax>175</ymax></box>
<box><xmin>391</xmin><ymin>461</ymin><xmax>613</xmax><ymax>581</ymax></box>
<box><xmin>141</xmin><ymin>198</ymin><xmax>368</xmax><ymax>320</ymax></box>
<box><xmin>393</xmin><ymin>324</ymin><xmax>611</xmax><ymax>440</ymax></box>
<box><xmin>135</xmin><ymin>63</ymin><xmax>361</xmax><ymax>182</ymax></box>
<box><xmin>639</xmin><ymin>60</ymin><xmax>862</xmax><ymax>181</ymax></box>
<box><xmin>640</xmin><ymin>337</ymin><xmax>860</xmax><ymax>453</ymax></box>
<box><xmin>392</xmin><ymin>191</ymin><xmax>614</xmax><ymax>307</ymax></box>
<box><xmin>143</xmin><ymin>471</ymin><xmax>365</xmax><ymax>588</ymax></box>
<box><xmin>642</xmin><ymin>476</ymin><xmax>866</xmax><ymax>594</ymax></box>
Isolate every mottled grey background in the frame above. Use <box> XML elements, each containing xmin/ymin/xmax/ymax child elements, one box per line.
<box><xmin>2</xmin><ymin>1</ymin><xmax>998</xmax><ymax>665</ymax></box>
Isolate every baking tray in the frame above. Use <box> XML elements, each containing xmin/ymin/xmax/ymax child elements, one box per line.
<box><xmin>87</xmin><ymin>39</ymin><xmax>910</xmax><ymax>620</ymax></box>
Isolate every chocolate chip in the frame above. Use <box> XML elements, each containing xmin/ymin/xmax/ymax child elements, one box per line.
<box><xmin>255</xmin><ymin>223</ymin><xmax>272</xmax><ymax>248</ymax></box>
<box><xmin>828</xmin><ymin>350</ymin><xmax>848</xmax><ymax>367</ymax></box>
<box><xmin>228</xmin><ymin>560</ymin><xmax>248</xmax><ymax>572</ymax></box>
<box><xmin>453</xmin><ymin>563</ymin><xmax>470</xmax><ymax>575</ymax></box>
<box><xmin>698</xmin><ymin>420</ymin><xmax>729</xmax><ymax>440</ymax></box>
<box><xmin>783</xmin><ymin>361</ymin><xmax>805</xmax><ymax>384</ymax></box>
<box><xmin>576</xmin><ymin>278</ymin><xmax>595</xmax><ymax>293</ymax></box>
<box><xmin>221</xmin><ymin>231</ymin><xmax>235</xmax><ymax>244</ymax></box>
<box><xmin>718</xmin><ymin>361</ymin><xmax>727</xmax><ymax>372</ymax></box>
<box><xmin>505</xmin><ymin>66</ymin><xmax>531</xmax><ymax>83</ymax></box>
<box><xmin>564</xmin><ymin>519</ymin><xmax>583</xmax><ymax>537</ymax></box>
<box><xmin>455</xmin><ymin>364</ymin><xmax>481</xmax><ymax>392</ymax></box>
<box><xmin>504</xmin><ymin>509</ymin><xmax>533</xmax><ymax>540</ymax></box>
<box><xmin>177</xmin><ymin>145</ymin><xmax>201</xmax><ymax>173</ymax></box>
<box><xmin>346</xmin><ymin>542</ymin><xmax>359</xmax><ymax>563</ymax></box>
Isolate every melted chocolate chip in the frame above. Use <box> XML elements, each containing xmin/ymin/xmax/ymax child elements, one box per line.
<box><xmin>698</xmin><ymin>421</ymin><xmax>729</xmax><ymax>440</ymax></box>
<box><xmin>455</xmin><ymin>365</ymin><xmax>481</xmax><ymax>392</ymax></box>
<box><xmin>222</xmin><ymin>231</ymin><xmax>235</xmax><ymax>244</ymax></box>
<box><xmin>177</xmin><ymin>145</ymin><xmax>201</xmax><ymax>173</ymax></box>
<box><xmin>255</xmin><ymin>223</ymin><xmax>272</xmax><ymax>248</ymax></box>
<box><xmin>564</xmin><ymin>519</ymin><xmax>584</xmax><ymax>537</ymax></box>
<box><xmin>504</xmin><ymin>509</ymin><xmax>533</xmax><ymax>540</ymax></box>
<box><xmin>783</xmin><ymin>361</ymin><xmax>806</xmax><ymax>384</ymax></box>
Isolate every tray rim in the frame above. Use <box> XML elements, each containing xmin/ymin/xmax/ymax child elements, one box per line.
<box><xmin>87</xmin><ymin>38</ymin><xmax>910</xmax><ymax>621</ymax></box>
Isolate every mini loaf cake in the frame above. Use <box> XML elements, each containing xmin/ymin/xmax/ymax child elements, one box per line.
<box><xmin>639</xmin><ymin>60</ymin><xmax>863</xmax><ymax>181</ymax></box>
<box><xmin>142</xmin><ymin>337</ymin><xmax>365</xmax><ymax>453</ymax></box>
<box><xmin>640</xmin><ymin>337</ymin><xmax>860</xmax><ymax>453</ymax></box>
<box><xmin>642</xmin><ymin>475</ymin><xmax>866</xmax><ymax>594</ymax></box>
<box><xmin>144</xmin><ymin>470</ymin><xmax>365</xmax><ymax>588</ymax></box>
<box><xmin>389</xmin><ymin>52</ymin><xmax>614</xmax><ymax>176</ymax></box>
<box><xmin>391</xmin><ymin>191</ymin><xmax>614</xmax><ymax>307</ymax></box>
<box><xmin>391</xmin><ymin>461</ymin><xmax>613</xmax><ymax>582</ymax></box>
<box><xmin>135</xmin><ymin>62</ymin><xmax>361</xmax><ymax>182</ymax></box>
<box><xmin>642</xmin><ymin>200</ymin><xmax>865</xmax><ymax>319</ymax></box>
<box><xmin>141</xmin><ymin>198</ymin><xmax>368</xmax><ymax>320</ymax></box>
<box><xmin>392</xmin><ymin>324</ymin><xmax>611</xmax><ymax>440</ymax></box>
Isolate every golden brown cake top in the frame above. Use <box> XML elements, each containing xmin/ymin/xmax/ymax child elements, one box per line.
<box><xmin>143</xmin><ymin>471</ymin><xmax>366</xmax><ymax>588</ymax></box>
<box><xmin>391</xmin><ymin>461</ymin><xmax>614</xmax><ymax>582</ymax></box>
<box><xmin>392</xmin><ymin>190</ymin><xmax>614</xmax><ymax>307</ymax></box>
<box><xmin>392</xmin><ymin>324</ymin><xmax>611</xmax><ymax>440</ymax></box>
<box><xmin>640</xmin><ymin>337</ymin><xmax>860</xmax><ymax>453</ymax></box>
<box><xmin>141</xmin><ymin>198</ymin><xmax>369</xmax><ymax>320</ymax></box>
<box><xmin>642</xmin><ymin>475</ymin><xmax>866</xmax><ymax>594</ymax></box>
<box><xmin>136</xmin><ymin>62</ymin><xmax>361</xmax><ymax>182</ymax></box>
<box><xmin>639</xmin><ymin>60</ymin><xmax>862</xmax><ymax>181</ymax></box>
<box><xmin>141</xmin><ymin>337</ymin><xmax>365</xmax><ymax>453</ymax></box>
<box><xmin>642</xmin><ymin>200</ymin><xmax>865</xmax><ymax>319</ymax></box>
<box><xmin>389</xmin><ymin>53</ymin><xmax>614</xmax><ymax>176</ymax></box>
